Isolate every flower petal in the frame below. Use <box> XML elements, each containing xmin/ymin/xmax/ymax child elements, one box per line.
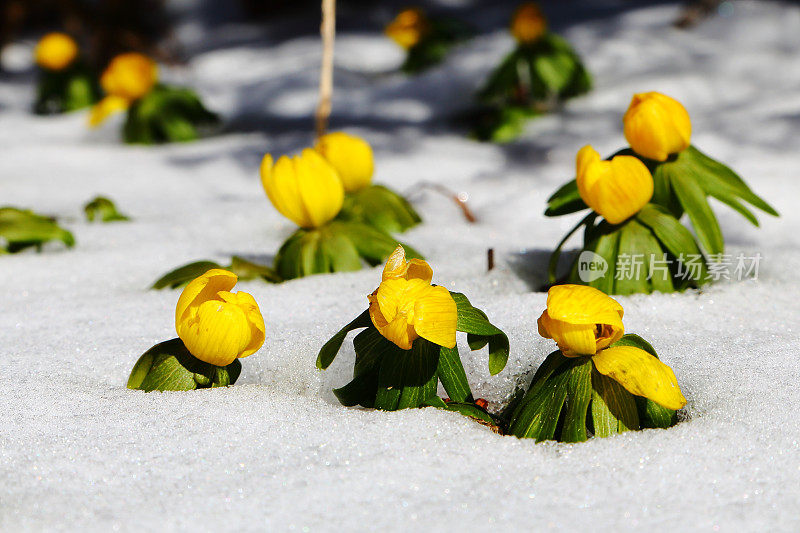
<box><xmin>546</xmin><ymin>284</ymin><xmax>624</xmax><ymax>328</ymax></box>
<box><xmin>175</xmin><ymin>269</ymin><xmax>238</xmax><ymax>329</ymax></box>
<box><xmin>89</xmin><ymin>95</ymin><xmax>130</xmax><ymax>127</ymax></box>
<box><xmin>623</xmin><ymin>92</ymin><xmax>691</xmax><ymax>162</ymax></box>
<box><xmin>538</xmin><ymin>309</ymin><xmax>598</xmax><ymax>356</ymax></box>
<box><xmin>261</xmin><ymin>154</ymin><xmax>312</xmax><ymax>228</ymax></box>
<box><xmin>295</xmin><ymin>148</ymin><xmax>344</xmax><ymax>228</ymax></box>
<box><xmin>413</xmin><ymin>286</ymin><xmax>457</xmax><ymax>349</ymax></box>
<box><xmin>315</xmin><ymin>132</ymin><xmax>374</xmax><ymax>192</ymax></box>
<box><xmin>218</xmin><ymin>291</ymin><xmax>265</xmax><ymax>358</ymax></box>
<box><xmin>382</xmin><ymin>245</ymin><xmax>433</xmax><ymax>282</ymax></box>
<box><xmin>592</xmin><ymin>345</ymin><xmax>686</xmax><ymax>410</ymax></box>
<box><xmin>178</xmin><ymin>300</ymin><xmax>251</xmax><ymax>366</ymax></box>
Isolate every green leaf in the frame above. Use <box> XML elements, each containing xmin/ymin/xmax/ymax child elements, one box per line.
<box><xmin>451</xmin><ymin>292</ymin><xmax>509</xmax><ymax>375</ymax></box>
<box><xmin>560</xmin><ymin>358</ymin><xmax>593</xmax><ymax>443</ymax></box>
<box><xmin>320</xmin><ymin>228</ymin><xmax>363</xmax><ymax>272</ymax></box>
<box><xmin>127</xmin><ymin>338</ymin><xmax>241</xmax><ymax>392</ymax></box>
<box><xmin>548</xmin><ymin>213</ymin><xmax>596</xmax><ymax>283</ymax></box>
<box><xmin>340</xmin><ymin>185</ymin><xmax>422</xmax><ymax>234</ymax></box>
<box><xmin>590</xmin><ymin>369</ymin><xmax>639</xmax><ymax>437</ymax></box>
<box><xmin>437</xmin><ymin>346</ymin><xmax>473</xmax><ymax>403</ymax></box>
<box><xmin>333</xmin><ymin>368</ymin><xmax>379</xmax><ymax>408</ymax></box>
<box><xmin>84</xmin><ymin>196</ymin><xmax>130</xmax><ymax>222</ymax></box>
<box><xmin>614</xmin><ymin>219</ymin><xmax>656</xmax><ymax>295</ymax></box>
<box><xmin>585</xmin><ymin>222</ymin><xmax>620</xmax><ymax>294</ymax></box>
<box><xmin>686</xmin><ymin>146</ymin><xmax>778</xmax><ymax>217</ymax></box>
<box><xmin>316</xmin><ymin>309</ymin><xmax>371</xmax><ymax>370</ymax></box>
<box><xmin>664</xmin><ymin>160</ymin><xmax>725</xmax><ymax>256</ymax></box>
<box><xmin>507</xmin><ymin>357</ymin><xmax>573</xmax><ymax>441</ymax></box>
<box><xmin>124</xmin><ymin>85</ymin><xmax>218</xmax><ymax>144</ymax></box>
<box><xmin>374</xmin><ymin>338</ymin><xmax>441</xmax><ymax>410</ymax></box>
<box><xmin>151</xmin><ymin>260</ymin><xmax>223</xmax><ymax>290</ymax></box>
<box><xmin>333</xmin><ymin>221</ymin><xmax>422</xmax><ymax>266</ymax></box>
<box><xmin>0</xmin><ymin>207</ymin><xmax>74</xmax><ymax>252</ymax></box>
<box><xmin>229</xmin><ymin>256</ymin><xmax>282</xmax><ymax>283</ymax></box>
<box><xmin>545</xmin><ymin>179</ymin><xmax>588</xmax><ymax>217</ymax></box>
<box><xmin>433</xmin><ymin>401</ymin><xmax>496</xmax><ymax>426</ymax></box>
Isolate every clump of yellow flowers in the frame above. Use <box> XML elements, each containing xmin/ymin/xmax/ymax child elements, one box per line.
<box><xmin>128</xmin><ymin>269</ymin><xmax>265</xmax><ymax>392</ymax></box>
<box><xmin>317</xmin><ymin>246</ymin><xmax>508</xmax><ymax>417</ymax></box>
<box><xmin>385</xmin><ymin>7</ymin><xmax>472</xmax><ymax>74</ymax></box>
<box><xmin>33</xmin><ymin>32</ymin><xmax>100</xmax><ymax>114</ymax></box>
<box><xmin>508</xmin><ymin>285</ymin><xmax>685</xmax><ymax>441</ymax></box>
<box><xmin>473</xmin><ymin>2</ymin><xmax>591</xmax><ymax>142</ymax></box>
<box><xmin>90</xmin><ymin>52</ymin><xmax>218</xmax><ymax>144</ymax></box>
<box><xmin>545</xmin><ymin>91</ymin><xmax>777</xmax><ymax>294</ymax></box>
<box><xmin>259</xmin><ymin>134</ymin><xmax>422</xmax><ymax>281</ymax></box>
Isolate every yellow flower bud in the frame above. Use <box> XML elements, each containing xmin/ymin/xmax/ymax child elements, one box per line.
<box><xmin>100</xmin><ymin>53</ymin><xmax>158</xmax><ymax>102</ymax></box>
<box><xmin>623</xmin><ymin>92</ymin><xmax>692</xmax><ymax>161</ymax></box>
<box><xmin>385</xmin><ymin>8</ymin><xmax>431</xmax><ymax>50</ymax></box>
<box><xmin>368</xmin><ymin>246</ymin><xmax>457</xmax><ymax>350</ymax></box>
<box><xmin>575</xmin><ymin>145</ymin><xmax>654</xmax><ymax>224</ymax></box>
<box><xmin>510</xmin><ymin>3</ymin><xmax>547</xmax><ymax>44</ymax></box>
<box><xmin>175</xmin><ymin>269</ymin><xmax>265</xmax><ymax>367</ymax></box>
<box><xmin>315</xmin><ymin>132</ymin><xmax>374</xmax><ymax>192</ymax></box>
<box><xmin>537</xmin><ymin>284</ymin><xmax>624</xmax><ymax>357</ymax></box>
<box><xmin>35</xmin><ymin>32</ymin><xmax>79</xmax><ymax>71</ymax></box>
<box><xmin>260</xmin><ymin>148</ymin><xmax>344</xmax><ymax>229</ymax></box>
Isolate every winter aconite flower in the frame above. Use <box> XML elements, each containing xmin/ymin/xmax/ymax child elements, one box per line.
<box><xmin>623</xmin><ymin>92</ymin><xmax>692</xmax><ymax>162</ymax></box>
<box><xmin>35</xmin><ymin>33</ymin><xmax>79</xmax><ymax>71</ymax></box>
<box><xmin>510</xmin><ymin>3</ymin><xmax>547</xmax><ymax>44</ymax></box>
<box><xmin>260</xmin><ymin>148</ymin><xmax>344</xmax><ymax>229</ymax></box>
<box><xmin>175</xmin><ymin>269</ymin><xmax>265</xmax><ymax>367</ymax></box>
<box><xmin>539</xmin><ymin>285</ymin><xmax>686</xmax><ymax>410</ymax></box>
<box><xmin>368</xmin><ymin>246</ymin><xmax>457</xmax><ymax>350</ymax></box>
<box><xmin>315</xmin><ymin>132</ymin><xmax>374</xmax><ymax>192</ymax></box>
<box><xmin>90</xmin><ymin>53</ymin><xmax>157</xmax><ymax>126</ymax></box>
<box><xmin>385</xmin><ymin>8</ymin><xmax>431</xmax><ymax>50</ymax></box>
<box><xmin>576</xmin><ymin>145</ymin><xmax>653</xmax><ymax>224</ymax></box>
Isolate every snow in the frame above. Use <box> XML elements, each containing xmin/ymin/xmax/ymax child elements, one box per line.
<box><xmin>2</xmin><ymin>0</ymin><xmax>800</xmax><ymax>530</ymax></box>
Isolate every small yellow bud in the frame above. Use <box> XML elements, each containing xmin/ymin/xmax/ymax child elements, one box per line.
<box><xmin>575</xmin><ymin>145</ymin><xmax>654</xmax><ymax>224</ymax></box>
<box><xmin>88</xmin><ymin>95</ymin><xmax>130</xmax><ymax>127</ymax></box>
<box><xmin>35</xmin><ymin>33</ymin><xmax>78</xmax><ymax>71</ymax></box>
<box><xmin>175</xmin><ymin>269</ymin><xmax>265</xmax><ymax>367</ymax></box>
<box><xmin>537</xmin><ymin>284</ymin><xmax>624</xmax><ymax>357</ymax></box>
<box><xmin>623</xmin><ymin>92</ymin><xmax>692</xmax><ymax>161</ymax></box>
<box><xmin>510</xmin><ymin>3</ymin><xmax>547</xmax><ymax>44</ymax></box>
<box><xmin>260</xmin><ymin>148</ymin><xmax>344</xmax><ymax>229</ymax></box>
<box><xmin>385</xmin><ymin>8</ymin><xmax>431</xmax><ymax>50</ymax></box>
<box><xmin>100</xmin><ymin>53</ymin><xmax>158</xmax><ymax>102</ymax></box>
<box><xmin>368</xmin><ymin>246</ymin><xmax>457</xmax><ymax>350</ymax></box>
<box><xmin>315</xmin><ymin>132</ymin><xmax>374</xmax><ymax>192</ymax></box>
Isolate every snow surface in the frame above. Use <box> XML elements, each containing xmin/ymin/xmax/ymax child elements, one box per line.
<box><xmin>2</xmin><ymin>0</ymin><xmax>800</xmax><ymax>530</ymax></box>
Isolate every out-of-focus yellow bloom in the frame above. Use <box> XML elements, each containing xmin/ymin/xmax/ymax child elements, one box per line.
<box><xmin>175</xmin><ymin>269</ymin><xmax>265</xmax><ymax>367</ymax></box>
<box><xmin>101</xmin><ymin>53</ymin><xmax>158</xmax><ymax>101</ymax></box>
<box><xmin>260</xmin><ymin>148</ymin><xmax>344</xmax><ymax>229</ymax></box>
<box><xmin>88</xmin><ymin>95</ymin><xmax>129</xmax><ymax>126</ymax></box>
<box><xmin>538</xmin><ymin>284</ymin><xmax>686</xmax><ymax>410</ymax></box>
<box><xmin>35</xmin><ymin>33</ymin><xmax>79</xmax><ymax>71</ymax></box>
<box><xmin>368</xmin><ymin>246</ymin><xmax>457</xmax><ymax>350</ymax></box>
<box><xmin>575</xmin><ymin>145</ymin><xmax>654</xmax><ymax>224</ymax></box>
<box><xmin>538</xmin><ymin>284</ymin><xmax>624</xmax><ymax>357</ymax></box>
<box><xmin>510</xmin><ymin>3</ymin><xmax>547</xmax><ymax>43</ymax></box>
<box><xmin>90</xmin><ymin>53</ymin><xmax>158</xmax><ymax>126</ymax></box>
<box><xmin>315</xmin><ymin>132</ymin><xmax>374</xmax><ymax>192</ymax></box>
<box><xmin>623</xmin><ymin>92</ymin><xmax>692</xmax><ymax>161</ymax></box>
<box><xmin>385</xmin><ymin>8</ymin><xmax>431</xmax><ymax>50</ymax></box>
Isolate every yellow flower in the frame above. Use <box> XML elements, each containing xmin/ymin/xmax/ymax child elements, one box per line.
<box><xmin>510</xmin><ymin>3</ymin><xmax>547</xmax><ymax>44</ymax></box>
<box><xmin>538</xmin><ymin>284</ymin><xmax>624</xmax><ymax>357</ymax></box>
<box><xmin>35</xmin><ymin>32</ymin><xmax>79</xmax><ymax>71</ymax></box>
<box><xmin>368</xmin><ymin>246</ymin><xmax>457</xmax><ymax>350</ymax></box>
<box><xmin>623</xmin><ymin>92</ymin><xmax>692</xmax><ymax>161</ymax></box>
<box><xmin>575</xmin><ymin>145</ymin><xmax>654</xmax><ymax>224</ymax></box>
<box><xmin>90</xmin><ymin>53</ymin><xmax>158</xmax><ymax>127</ymax></box>
<box><xmin>100</xmin><ymin>53</ymin><xmax>158</xmax><ymax>101</ymax></box>
<box><xmin>385</xmin><ymin>8</ymin><xmax>431</xmax><ymax>50</ymax></box>
<box><xmin>260</xmin><ymin>148</ymin><xmax>344</xmax><ymax>229</ymax></box>
<box><xmin>175</xmin><ymin>269</ymin><xmax>265</xmax><ymax>367</ymax></box>
<box><xmin>538</xmin><ymin>284</ymin><xmax>686</xmax><ymax>410</ymax></box>
<box><xmin>315</xmin><ymin>132</ymin><xmax>374</xmax><ymax>192</ymax></box>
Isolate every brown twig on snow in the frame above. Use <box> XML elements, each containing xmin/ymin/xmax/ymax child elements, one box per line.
<box><xmin>674</xmin><ymin>0</ymin><xmax>722</xmax><ymax>29</ymax></box>
<box><xmin>314</xmin><ymin>0</ymin><xmax>336</xmax><ymax>139</ymax></box>
<box><xmin>487</xmin><ymin>248</ymin><xmax>495</xmax><ymax>272</ymax></box>
<box><xmin>414</xmin><ymin>182</ymin><xmax>477</xmax><ymax>224</ymax></box>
